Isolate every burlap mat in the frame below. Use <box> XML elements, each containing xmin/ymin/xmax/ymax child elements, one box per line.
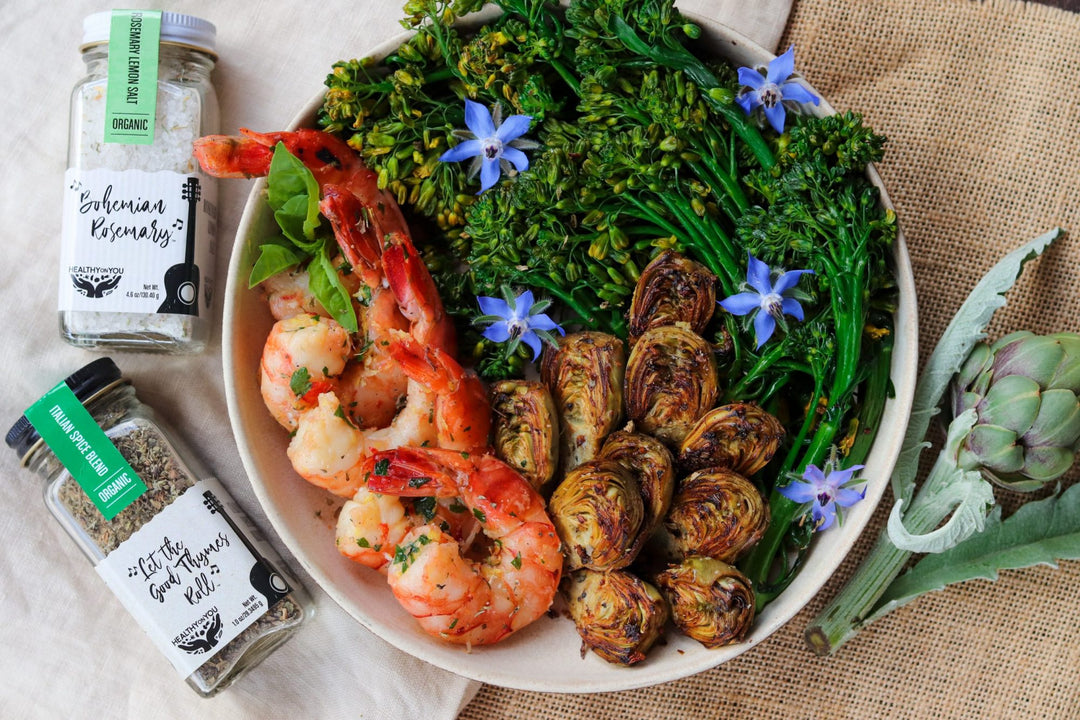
<box><xmin>459</xmin><ymin>0</ymin><xmax>1080</xmax><ymax>717</ymax></box>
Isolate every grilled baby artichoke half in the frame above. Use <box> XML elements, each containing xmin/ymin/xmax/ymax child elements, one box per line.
<box><xmin>599</xmin><ymin>430</ymin><xmax>676</xmax><ymax>554</ymax></box>
<box><xmin>625</xmin><ymin>325</ymin><xmax>718</xmax><ymax>446</ymax></box>
<box><xmin>664</xmin><ymin>468</ymin><xmax>769</xmax><ymax>563</ymax></box>
<box><xmin>678</xmin><ymin>403</ymin><xmax>785</xmax><ymax>476</ymax></box>
<box><xmin>541</xmin><ymin>331</ymin><xmax>626</xmax><ymax>471</ymax></box>
<box><xmin>656</xmin><ymin>556</ymin><xmax>756</xmax><ymax>648</ymax></box>
<box><xmin>628</xmin><ymin>251</ymin><xmax>717</xmax><ymax>341</ymax></box>
<box><xmin>565</xmin><ymin>568</ymin><xmax>669</xmax><ymax>665</ymax></box>
<box><xmin>489</xmin><ymin>380</ymin><xmax>559</xmax><ymax>491</ymax></box>
<box><xmin>549</xmin><ymin>459</ymin><xmax>645</xmax><ymax>571</ymax></box>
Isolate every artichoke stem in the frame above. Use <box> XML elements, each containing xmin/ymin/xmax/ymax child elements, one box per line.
<box><xmin>804</xmin><ymin>449</ymin><xmax>962</xmax><ymax>655</ymax></box>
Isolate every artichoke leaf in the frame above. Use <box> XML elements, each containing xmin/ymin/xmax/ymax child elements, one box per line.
<box><xmin>887</xmin><ymin>409</ymin><xmax>996</xmax><ymax>553</ymax></box>
<box><xmin>892</xmin><ymin>228</ymin><xmax>1062</xmax><ymax>505</ymax></box>
<box><xmin>872</xmin><ymin>482</ymin><xmax>1080</xmax><ymax>623</ymax></box>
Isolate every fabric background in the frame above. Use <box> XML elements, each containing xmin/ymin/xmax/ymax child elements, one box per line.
<box><xmin>0</xmin><ymin>1</ymin><xmax>788</xmax><ymax>719</ymax></box>
<box><xmin>461</xmin><ymin>0</ymin><xmax>1080</xmax><ymax>718</ymax></box>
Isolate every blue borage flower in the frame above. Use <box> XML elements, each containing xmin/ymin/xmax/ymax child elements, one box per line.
<box><xmin>777</xmin><ymin>452</ymin><xmax>867</xmax><ymax>532</ymax></box>
<box><xmin>438</xmin><ymin>99</ymin><xmax>539</xmax><ymax>193</ymax></box>
<box><xmin>474</xmin><ymin>287</ymin><xmax>565</xmax><ymax>361</ymax></box>
<box><xmin>735</xmin><ymin>45</ymin><xmax>820</xmax><ymax>134</ymax></box>
<box><xmin>719</xmin><ymin>253</ymin><xmax>813</xmax><ymax>348</ymax></box>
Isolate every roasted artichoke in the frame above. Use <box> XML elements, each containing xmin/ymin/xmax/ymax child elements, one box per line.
<box><xmin>489</xmin><ymin>380</ymin><xmax>560</xmax><ymax>490</ymax></box>
<box><xmin>599</xmin><ymin>430</ymin><xmax>676</xmax><ymax>549</ymax></box>
<box><xmin>541</xmin><ymin>331</ymin><xmax>626</xmax><ymax>471</ymax></box>
<box><xmin>549</xmin><ymin>459</ymin><xmax>644</xmax><ymax>571</ymax></box>
<box><xmin>678</xmin><ymin>403</ymin><xmax>786</xmax><ymax>475</ymax></box>
<box><xmin>628</xmin><ymin>250</ymin><xmax>718</xmax><ymax>341</ymax></box>
<box><xmin>625</xmin><ymin>325</ymin><xmax>718</xmax><ymax>446</ymax></box>
<box><xmin>664</xmin><ymin>468</ymin><xmax>770</xmax><ymax>563</ymax></box>
<box><xmin>565</xmin><ymin>568</ymin><xmax>669</xmax><ymax>665</ymax></box>
<box><xmin>656</xmin><ymin>556</ymin><xmax>755</xmax><ymax>648</ymax></box>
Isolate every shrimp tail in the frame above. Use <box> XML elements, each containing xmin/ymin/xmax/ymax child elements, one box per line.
<box><xmin>193</xmin><ymin>134</ymin><xmax>275</xmax><ymax>178</ymax></box>
<box><xmin>382</xmin><ymin>232</ymin><xmax>457</xmax><ymax>357</ymax></box>
<box><xmin>319</xmin><ymin>184</ymin><xmax>382</xmax><ymax>274</ymax></box>
<box><xmin>364</xmin><ymin>447</ymin><xmax>466</xmax><ymax>498</ymax></box>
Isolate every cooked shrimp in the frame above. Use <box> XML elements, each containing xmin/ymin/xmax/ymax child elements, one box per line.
<box><xmin>382</xmin><ymin>231</ymin><xmax>456</xmax><ymax>356</ymax></box>
<box><xmin>194</xmin><ymin>128</ymin><xmax>410</xmax><ymax>241</ymax></box>
<box><xmin>260</xmin><ymin>314</ymin><xmax>351</xmax><ymax>431</ymax></box>
<box><xmin>336</xmin><ymin>487</ymin><xmax>480</xmax><ymax>573</ymax></box>
<box><xmin>387</xmin><ymin>329</ymin><xmax>491</xmax><ymax>453</ymax></box>
<box><xmin>365</xmin><ymin>447</ymin><xmax>563</xmax><ymax>646</ymax></box>
<box><xmin>286</xmin><ymin>382</ymin><xmax>437</xmax><ymax>497</ymax></box>
<box><xmin>336</xmin><ymin>285</ymin><xmax>410</xmax><ymax>428</ymax></box>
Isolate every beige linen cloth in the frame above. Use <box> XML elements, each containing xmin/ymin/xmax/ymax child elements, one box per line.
<box><xmin>0</xmin><ymin>1</ymin><xmax>789</xmax><ymax>719</ymax></box>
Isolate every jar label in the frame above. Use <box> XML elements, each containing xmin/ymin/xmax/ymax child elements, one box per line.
<box><xmin>59</xmin><ymin>167</ymin><xmax>217</xmax><ymax>317</ymax></box>
<box><xmin>96</xmin><ymin>478</ymin><xmax>293</xmax><ymax>678</ymax></box>
<box><xmin>105</xmin><ymin>10</ymin><xmax>162</xmax><ymax>145</ymax></box>
<box><xmin>25</xmin><ymin>382</ymin><xmax>147</xmax><ymax>520</ymax></box>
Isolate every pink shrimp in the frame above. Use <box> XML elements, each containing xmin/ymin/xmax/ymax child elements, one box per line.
<box><xmin>260</xmin><ymin>313</ymin><xmax>351</xmax><ymax>431</ymax></box>
<box><xmin>382</xmin><ymin>231</ymin><xmax>457</xmax><ymax>357</ymax></box>
<box><xmin>335</xmin><ymin>488</ymin><xmax>480</xmax><ymax>573</ymax></box>
<box><xmin>286</xmin><ymin>327</ymin><xmax>491</xmax><ymax>498</ymax></box>
<box><xmin>194</xmin><ymin>128</ymin><xmax>409</xmax><ymax>240</ymax></box>
<box><xmin>365</xmin><ymin>447</ymin><xmax>563</xmax><ymax>646</ymax></box>
<box><xmin>386</xmin><ymin>329</ymin><xmax>491</xmax><ymax>453</ymax></box>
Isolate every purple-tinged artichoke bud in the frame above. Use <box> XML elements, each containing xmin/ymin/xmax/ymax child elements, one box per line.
<box><xmin>951</xmin><ymin>331</ymin><xmax>1080</xmax><ymax>491</ymax></box>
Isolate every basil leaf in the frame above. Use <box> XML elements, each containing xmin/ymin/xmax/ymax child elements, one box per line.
<box><xmin>307</xmin><ymin>242</ymin><xmax>358</xmax><ymax>333</ymax></box>
<box><xmin>266</xmin><ymin>142</ymin><xmax>322</xmax><ymax>246</ymax></box>
<box><xmin>248</xmin><ymin>240</ymin><xmax>305</xmax><ymax>288</ymax></box>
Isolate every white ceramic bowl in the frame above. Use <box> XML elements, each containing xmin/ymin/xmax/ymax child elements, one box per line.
<box><xmin>223</xmin><ymin>14</ymin><xmax>918</xmax><ymax>692</ymax></box>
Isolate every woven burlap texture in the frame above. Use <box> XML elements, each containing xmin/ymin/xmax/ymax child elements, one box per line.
<box><xmin>459</xmin><ymin>0</ymin><xmax>1080</xmax><ymax>718</ymax></box>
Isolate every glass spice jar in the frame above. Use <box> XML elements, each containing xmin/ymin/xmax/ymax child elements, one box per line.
<box><xmin>6</xmin><ymin>358</ymin><xmax>310</xmax><ymax>697</ymax></box>
<box><xmin>60</xmin><ymin>10</ymin><xmax>220</xmax><ymax>353</ymax></box>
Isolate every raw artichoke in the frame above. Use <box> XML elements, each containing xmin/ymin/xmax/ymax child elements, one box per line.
<box><xmin>656</xmin><ymin>556</ymin><xmax>755</xmax><ymax>648</ymax></box>
<box><xmin>624</xmin><ymin>325</ymin><xmax>718</xmax><ymax>446</ymax></box>
<box><xmin>628</xmin><ymin>250</ymin><xmax>717</xmax><ymax>341</ymax></box>
<box><xmin>541</xmin><ymin>332</ymin><xmax>626</xmax><ymax>471</ymax></box>
<box><xmin>564</xmin><ymin>568</ymin><xmax>669</xmax><ymax>665</ymax></box>
<box><xmin>678</xmin><ymin>403</ymin><xmax>786</xmax><ymax>475</ymax></box>
<box><xmin>951</xmin><ymin>330</ymin><xmax>1080</xmax><ymax>491</ymax></box>
<box><xmin>664</xmin><ymin>468</ymin><xmax>770</xmax><ymax>563</ymax></box>
<box><xmin>489</xmin><ymin>380</ymin><xmax>560</xmax><ymax>490</ymax></box>
<box><xmin>549</xmin><ymin>459</ymin><xmax>645</xmax><ymax>571</ymax></box>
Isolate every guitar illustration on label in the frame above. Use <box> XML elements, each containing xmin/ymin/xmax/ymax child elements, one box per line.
<box><xmin>157</xmin><ymin>176</ymin><xmax>201</xmax><ymax>315</ymax></box>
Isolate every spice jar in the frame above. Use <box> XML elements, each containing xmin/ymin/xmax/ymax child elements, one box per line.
<box><xmin>60</xmin><ymin>10</ymin><xmax>220</xmax><ymax>353</ymax></box>
<box><xmin>6</xmin><ymin>358</ymin><xmax>309</xmax><ymax>697</ymax></box>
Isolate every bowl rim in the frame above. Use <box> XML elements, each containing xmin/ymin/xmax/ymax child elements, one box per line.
<box><xmin>222</xmin><ymin>12</ymin><xmax>919</xmax><ymax>692</ymax></box>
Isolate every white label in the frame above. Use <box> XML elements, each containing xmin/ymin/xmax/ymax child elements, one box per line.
<box><xmin>59</xmin><ymin>167</ymin><xmax>217</xmax><ymax>316</ymax></box>
<box><xmin>96</xmin><ymin>479</ymin><xmax>290</xmax><ymax>678</ymax></box>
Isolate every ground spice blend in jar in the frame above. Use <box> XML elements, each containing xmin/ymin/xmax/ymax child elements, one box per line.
<box><xmin>60</xmin><ymin>11</ymin><xmax>219</xmax><ymax>353</ymax></box>
<box><xmin>6</xmin><ymin>358</ymin><xmax>310</xmax><ymax>697</ymax></box>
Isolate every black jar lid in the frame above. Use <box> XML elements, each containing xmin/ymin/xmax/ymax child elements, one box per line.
<box><xmin>6</xmin><ymin>357</ymin><xmax>125</xmax><ymax>460</ymax></box>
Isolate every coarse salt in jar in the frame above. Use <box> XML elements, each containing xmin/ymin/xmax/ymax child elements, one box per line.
<box><xmin>60</xmin><ymin>10</ymin><xmax>219</xmax><ymax>353</ymax></box>
<box><xmin>6</xmin><ymin>358</ymin><xmax>310</xmax><ymax>697</ymax></box>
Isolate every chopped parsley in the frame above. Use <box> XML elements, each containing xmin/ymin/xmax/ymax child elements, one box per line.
<box><xmin>409</xmin><ymin>476</ymin><xmax>433</xmax><ymax>488</ymax></box>
<box><xmin>414</xmin><ymin>496</ymin><xmax>437</xmax><ymax>522</ymax></box>
<box><xmin>374</xmin><ymin>458</ymin><xmax>390</xmax><ymax>476</ymax></box>
<box><xmin>289</xmin><ymin>367</ymin><xmax>313</xmax><ymax>397</ymax></box>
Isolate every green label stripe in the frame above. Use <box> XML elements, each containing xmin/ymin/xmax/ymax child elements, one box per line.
<box><xmin>25</xmin><ymin>383</ymin><xmax>147</xmax><ymax>521</ymax></box>
<box><xmin>105</xmin><ymin>10</ymin><xmax>161</xmax><ymax>145</ymax></box>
